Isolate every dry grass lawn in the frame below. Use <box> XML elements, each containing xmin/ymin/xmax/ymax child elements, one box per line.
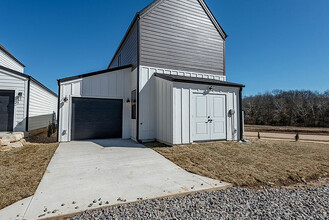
<box><xmin>146</xmin><ymin>140</ymin><xmax>329</xmax><ymax>188</ymax></box>
<box><xmin>0</xmin><ymin>133</ymin><xmax>58</xmax><ymax>209</ymax></box>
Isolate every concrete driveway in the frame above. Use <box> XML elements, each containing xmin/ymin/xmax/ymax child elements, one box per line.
<box><xmin>16</xmin><ymin>139</ymin><xmax>230</xmax><ymax>219</ymax></box>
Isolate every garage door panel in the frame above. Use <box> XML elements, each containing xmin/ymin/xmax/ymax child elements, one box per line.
<box><xmin>72</xmin><ymin>98</ymin><xmax>122</xmax><ymax>140</ymax></box>
<box><xmin>0</xmin><ymin>90</ymin><xmax>14</xmax><ymax>132</ymax></box>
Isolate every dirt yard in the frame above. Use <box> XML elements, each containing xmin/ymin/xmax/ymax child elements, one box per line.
<box><xmin>146</xmin><ymin>140</ymin><xmax>329</xmax><ymax>188</ymax></box>
<box><xmin>0</xmin><ymin>132</ymin><xmax>58</xmax><ymax>209</ymax></box>
<box><xmin>245</xmin><ymin>125</ymin><xmax>329</xmax><ymax>135</ymax></box>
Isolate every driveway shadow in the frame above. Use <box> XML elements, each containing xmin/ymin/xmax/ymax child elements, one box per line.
<box><xmin>90</xmin><ymin>139</ymin><xmax>147</xmax><ymax>149</ymax></box>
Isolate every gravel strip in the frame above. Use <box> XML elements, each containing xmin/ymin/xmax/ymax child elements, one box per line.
<box><xmin>67</xmin><ymin>186</ymin><xmax>328</xmax><ymax>220</ymax></box>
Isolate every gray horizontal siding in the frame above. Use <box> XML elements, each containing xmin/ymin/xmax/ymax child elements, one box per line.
<box><xmin>109</xmin><ymin>22</ymin><xmax>138</xmax><ymax>69</ymax></box>
<box><xmin>0</xmin><ymin>50</ymin><xmax>24</xmax><ymax>73</ymax></box>
<box><xmin>28</xmin><ymin>114</ymin><xmax>55</xmax><ymax>131</ymax></box>
<box><xmin>140</xmin><ymin>0</ymin><xmax>225</xmax><ymax>75</ymax></box>
<box><xmin>28</xmin><ymin>81</ymin><xmax>57</xmax><ymax>131</ymax></box>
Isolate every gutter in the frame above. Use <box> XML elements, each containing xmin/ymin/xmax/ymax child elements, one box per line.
<box><xmin>56</xmin><ymin>80</ymin><xmax>61</xmax><ymax>142</ymax></box>
<box><xmin>25</xmin><ymin>78</ymin><xmax>31</xmax><ymax>132</ymax></box>
<box><xmin>239</xmin><ymin>87</ymin><xmax>244</xmax><ymax>141</ymax></box>
<box><xmin>136</xmin><ymin>13</ymin><xmax>141</xmax><ymax>143</ymax></box>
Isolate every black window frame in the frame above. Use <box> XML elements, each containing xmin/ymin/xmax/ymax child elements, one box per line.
<box><xmin>131</xmin><ymin>89</ymin><xmax>136</xmax><ymax>119</ymax></box>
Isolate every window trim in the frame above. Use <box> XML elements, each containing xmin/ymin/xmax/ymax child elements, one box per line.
<box><xmin>131</xmin><ymin>89</ymin><xmax>136</xmax><ymax>119</ymax></box>
<box><xmin>118</xmin><ymin>54</ymin><xmax>121</xmax><ymax>66</ymax></box>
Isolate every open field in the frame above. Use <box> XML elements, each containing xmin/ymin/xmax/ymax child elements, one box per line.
<box><xmin>146</xmin><ymin>140</ymin><xmax>329</xmax><ymax>188</ymax></box>
<box><xmin>245</xmin><ymin>125</ymin><xmax>329</xmax><ymax>135</ymax></box>
<box><xmin>245</xmin><ymin>132</ymin><xmax>329</xmax><ymax>143</ymax></box>
<box><xmin>0</xmin><ymin>133</ymin><xmax>58</xmax><ymax>209</ymax></box>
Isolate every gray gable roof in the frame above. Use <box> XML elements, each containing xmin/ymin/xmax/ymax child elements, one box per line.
<box><xmin>0</xmin><ymin>43</ymin><xmax>25</xmax><ymax>67</ymax></box>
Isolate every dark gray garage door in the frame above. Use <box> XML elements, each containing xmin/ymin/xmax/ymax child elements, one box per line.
<box><xmin>0</xmin><ymin>90</ymin><xmax>15</xmax><ymax>132</ymax></box>
<box><xmin>71</xmin><ymin>98</ymin><xmax>123</xmax><ymax>140</ymax></box>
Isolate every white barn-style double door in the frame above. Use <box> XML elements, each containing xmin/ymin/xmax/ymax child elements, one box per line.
<box><xmin>193</xmin><ymin>93</ymin><xmax>226</xmax><ymax>141</ymax></box>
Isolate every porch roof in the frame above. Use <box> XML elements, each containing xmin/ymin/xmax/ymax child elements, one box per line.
<box><xmin>154</xmin><ymin>73</ymin><xmax>245</xmax><ymax>88</ymax></box>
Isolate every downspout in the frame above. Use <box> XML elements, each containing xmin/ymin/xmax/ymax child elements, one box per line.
<box><xmin>239</xmin><ymin>87</ymin><xmax>244</xmax><ymax>141</ymax></box>
<box><xmin>136</xmin><ymin>13</ymin><xmax>141</xmax><ymax>143</ymax></box>
<box><xmin>25</xmin><ymin>77</ymin><xmax>31</xmax><ymax>132</ymax></box>
<box><xmin>56</xmin><ymin>80</ymin><xmax>61</xmax><ymax>142</ymax></box>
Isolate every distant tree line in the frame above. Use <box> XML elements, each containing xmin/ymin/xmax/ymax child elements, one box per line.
<box><xmin>243</xmin><ymin>90</ymin><xmax>329</xmax><ymax>127</ymax></box>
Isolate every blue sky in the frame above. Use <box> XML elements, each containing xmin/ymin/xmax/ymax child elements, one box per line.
<box><xmin>1</xmin><ymin>0</ymin><xmax>328</xmax><ymax>96</ymax></box>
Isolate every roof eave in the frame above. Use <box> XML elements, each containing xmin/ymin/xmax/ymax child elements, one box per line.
<box><xmin>0</xmin><ymin>65</ymin><xmax>57</xmax><ymax>97</ymax></box>
<box><xmin>154</xmin><ymin>73</ymin><xmax>245</xmax><ymax>88</ymax></box>
<box><xmin>0</xmin><ymin>44</ymin><xmax>26</xmax><ymax>67</ymax></box>
<box><xmin>198</xmin><ymin>0</ymin><xmax>228</xmax><ymax>39</ymax></box>
<box><xmin>59</xmin><ymin>64</ymin><xmax>133</xmax><ymax>83</ymax></box>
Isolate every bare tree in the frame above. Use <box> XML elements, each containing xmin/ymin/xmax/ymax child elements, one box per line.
<box><xmin>243</xmin><ymin>90</ymin><xmax>329</xmax><ymax>127</ymax></box>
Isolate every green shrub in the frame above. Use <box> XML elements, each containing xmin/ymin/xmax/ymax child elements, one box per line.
<box><xmin>51</xmin><ymin>123</ymin><xmax>56</xmax><ymax>134</ymax></box>
<box><xmin>47</xmin><ymin>124</ymin><xmax>52</xmax><ymax>137</ymax></box>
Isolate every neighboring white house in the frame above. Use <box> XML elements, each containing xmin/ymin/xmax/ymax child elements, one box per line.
<box><xmin>0</xmin><ymin>43</ymin><xmax>58</xmax><ymax>133</ymax></box>
<box><xmin>58</xmin><ymin>0</ymin><xmax>245</xmax><ymax>145</ymax></box>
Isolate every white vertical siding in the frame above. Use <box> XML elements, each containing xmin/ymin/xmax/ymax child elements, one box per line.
<box><xmin>138</xmin><ymin>65</ymin><xmax>225</xmax><ymax>141</ymax></box>
<box><xmin>140</xmin><ymin>65</ymin><xmax>240</xmax><ymax>145</ymax></box>
<box><xmin>155</xmin><ymin>77</ymin><xmax>173</xmax><ymax>144</ymax></box>
<box><xmin>172</xmin><ymin>83</ymin><xmax>240</xmax><ymax>145</ymax></box>
<box><xmin>58</xmin><ymin>82</ymin><xmax>78</xmax><ymax>142</ymax></box>
<box><xmin>0</xmin><ymin>50</ymin><xmax>24</xmax><ymax>73</ymax></box>
<box><xmin>172</xmin><ymin>86</ymin><xmax>191</xmax><ymax>144</ymax></box>
<box><xmin>0</xmin><ymin>69</ymin><xmax>27</xmax><ymax>131</ymax></box>
<box><xmin>28</xmin><ymin>81</ymin><xmax>58</xmax><ymax>131</ymax></box>
<box><xmin>58</xmin><ymin>68</ymin><xmax>135</xmax><ymax>142</ymax></box>
<box><xmin>139</xmin><ymin>66</ymin><xmax>157</xmax><ymax>140</ymax></box>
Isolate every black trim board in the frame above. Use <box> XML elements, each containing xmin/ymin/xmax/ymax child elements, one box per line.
<box><xmin>239</xmin><ymin>88</ymin><xmax>244</xmax><ymax>141</ymax></box>
<box><xmin>136</xmin><ymin>16</ymin><xmax>141</xmax><ymax>143</ymax></box>
<box><xmin>0</xmin><ymin>65</ymin><xmax>58</xmax><ymax>97</ymax></box>
<box><xmin>58</xmin><ymin>65</ymin><xmax>133</xmax><ymax>83</ymax></box>
<box><xmin>25</xmin><ymin>79</ymin><xmax>31</xmax><ymax>132</ymax></box>
<box><xmin>0</xmin><ymin>43</ymin><xmax>25</xmax><ymax>67</ymax></box>
<box><xmin>154</xmin><ymin>73</ymin><xmax>245</xmax><ymax>88</ymax></box>
<box><xmin>56</xmin><ymin>80</ymin><xmax>61</xmax><ymax>142</ymax></box>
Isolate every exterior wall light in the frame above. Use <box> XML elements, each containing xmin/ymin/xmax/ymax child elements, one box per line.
<box><xmin>17</xmin><ymin>92</ymin><xmax>23</xmax><ymax>101</ymax></box>
<box><xmin>63</xmin><ymin>96</ymin><xmax>68</xmax><ymax>102</ymax></box>
<box><xmin>126</xmin><ymin>98</ymin><xmax>131</xmax><ymax>103</ymax></box>
<box><xmin>208</xmin><ymin>86</ymin><xmax>214</xmax><ymax>91</ymax></box>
